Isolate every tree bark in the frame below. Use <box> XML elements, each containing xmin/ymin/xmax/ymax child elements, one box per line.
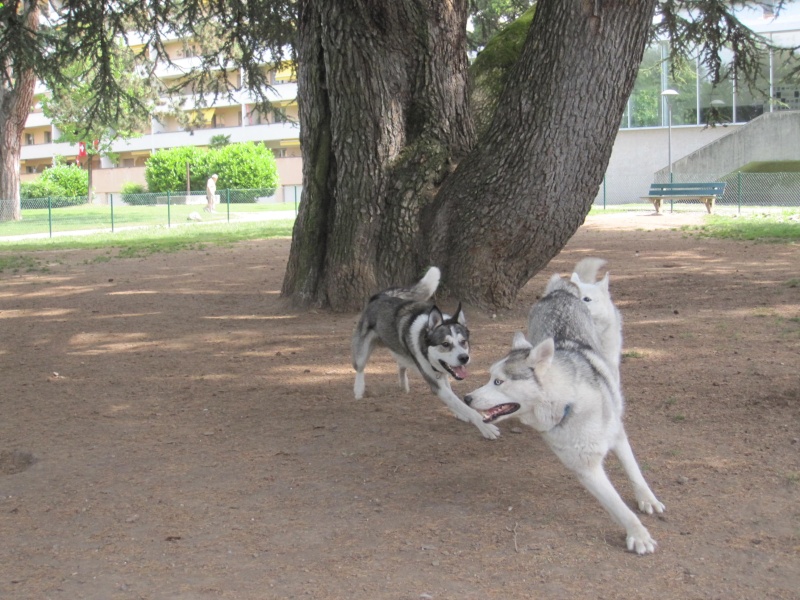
<box><xmin>283</xmin><ymin>0</ymin><xmax>656</xmax><ymax>311</ymax></box>
<box><xmin>0</xmin><ymin>1</ymin><xmax>39</xmax><ymax>222</ymax></box>
<box><xmin>283</xmin><ymin>0</ymin><xmax>474</xmax><ymax>310</ymax></box>
<box><xmin>429</xmin><ymin>0</ymin><xmax>657</xmax><ymax>308</ymax></box>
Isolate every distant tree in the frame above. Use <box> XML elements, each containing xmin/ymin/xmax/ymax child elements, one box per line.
<box><xmin>0</xmin><ymin>0</ymin><xmax>41</xmax><ymax>220</ymax></box>
<box><xmin>209</xmin><ymin>134</ymin><xmax>232</xmax><ymax>149</ymax></box>
<box><xmin>467</xmin><ymin>0</ymin><xmax>535</xmax><ymax>53</ymax></box>
<box><xmin>469</xmin><ymin>5</ymin><xmax>536</xmax><ymax>136</ymax></box>
<box><xmin>42</xmin><ymin>48</ymin><xmax>157</xmax><ymax>204</ymax></box>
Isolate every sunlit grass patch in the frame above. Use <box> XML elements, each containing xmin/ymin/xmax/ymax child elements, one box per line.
<box><xmin>684</xmin><ymin>212</ymin><xmax>800</xmax><ymax>241</ymax></box>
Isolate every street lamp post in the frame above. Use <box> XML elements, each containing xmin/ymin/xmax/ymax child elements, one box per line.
<box><xmin>710</xmin><ymin>98</ymin><xmax>727</xmax><ymax>126</ymax></box>
<box><xmin>661</xmin><ymin>89</ymin><xmax>679</xmax><ymax>185</ymax></box>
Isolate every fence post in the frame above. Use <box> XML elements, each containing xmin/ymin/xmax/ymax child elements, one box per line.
<box><xmin>167</xmin><ymin>191</ymin><xmax>171</xmax><ymax>228</ymax></box>
<box><xmin>48</xmin><ymin>197</ymin><xmax>53</xmax><ymax>238</ymax></box>
<box><xmin>603</xmin><ymin>176</ymin><xmax>606</xmax><ymax>210</ymax></box>
<box><xmin>737</xmin><ymin>171</ymin><xmax>742</xmax><ymax>215</ymax></box>
<box><xmin>110</xmin><ymin>194</ymin><xmax>115</xmax><ymax>232</ymax></box>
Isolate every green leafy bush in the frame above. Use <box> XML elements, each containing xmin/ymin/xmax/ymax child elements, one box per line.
<box><xmin>20</xmin><ymin>178</ymin><xmax>63</xmax><ymax>199</ymax></box>
<box><xmin>121</xmin><ymin>182</ymin><xmax>147</xmax><ymax>194</ymax></box>
<box><xmin>145</xmin><ymin>146</ymin><xmax>205</xmax><ymax>192</ymax></box>
<box><xmin>120</xmin><ymin>182</ymin><xmax>155</xmax><ymax>206</ymax></box>
<box><xmin>20</xmin><ymin>163</ymin><xmax>88</xmax><ymax>208</ymax></box>
<box><xmin>144</xmin><ymin>142</ymin><xmax>279</xmax><ymax>198</ymax></box>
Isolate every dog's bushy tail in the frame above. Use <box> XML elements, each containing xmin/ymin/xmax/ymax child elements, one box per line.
<box><xmin>384</xmin><ymin>266</ymin><xmax>441</xmax><ymax>301</ymax></box>
<box><xmin>573</xmin><ymin>257</ymin><xmax>607</xmax><ymax>284</ymax></box>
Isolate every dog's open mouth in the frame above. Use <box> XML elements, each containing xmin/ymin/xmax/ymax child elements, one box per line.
<box><xmin>440</xmin><ymin>361</ymin><xmax>468</xmax><ymax>380</ymax></box>
<box><xmin>479</xmin><ymin>403</ymin><xmax>520</xmax><ymax>422</ymax></box>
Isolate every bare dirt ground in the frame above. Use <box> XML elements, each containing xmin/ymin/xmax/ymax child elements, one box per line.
<box><xmin>1</xmin><ymin>211</ymin><xmax>798</xmax><ymax>600</ymax></box>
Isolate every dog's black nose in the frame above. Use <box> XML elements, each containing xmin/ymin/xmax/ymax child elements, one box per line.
<box><xmin>464</xmin><ymin>394</ymin><xmax>473</xmax><ymax>406</ymax></box>
<box><xmin>458</xmin><ymin>353</ymin><xmax>469</xmax><ymax>365</ymax></box>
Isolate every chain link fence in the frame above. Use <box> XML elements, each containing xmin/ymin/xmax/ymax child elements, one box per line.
<box><xmin>594</xmin><ymin>172</ymin><xmax>800</xmax><ymax>214</ymax></box>
<box><xmin>0</xmin><ymin>188</ymin><xmax>298</xmax><ymax>240</ymax></box>
<box><xmin>2</xmin><ymin>174</ymin><xmax>798</xmax><ymax>240</ymax></box>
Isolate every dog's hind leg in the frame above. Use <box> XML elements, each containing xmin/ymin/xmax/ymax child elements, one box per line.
<box><xmin>574</xmin><ymin>463</ymin><xmax>657</xmax><ymax>554</ymax></box>
<box><xmin>398</xmin><ymin>367</ymin><xmax>409</xmax><ymax>393</ymax></box>
<box><xmin>612</xmin><ymin>429</ymin><xmax>665</xmax><ymax>515</ymax></box>
<box><xmin>352</xmin><ymin>329</ymin><xmax>379</xmax><ymax>400</ymax></box>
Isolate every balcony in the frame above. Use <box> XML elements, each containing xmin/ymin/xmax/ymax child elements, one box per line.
<box><xmin>112</xmin><ymin>122</ymin><xmax>300</xmax><ymax>154</ymax></box>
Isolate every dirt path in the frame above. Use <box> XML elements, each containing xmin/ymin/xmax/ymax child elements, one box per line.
<box><xmin>1</xmin><ymin>212</ymin><xmax>798</xmax><ymax>599</ymax></box>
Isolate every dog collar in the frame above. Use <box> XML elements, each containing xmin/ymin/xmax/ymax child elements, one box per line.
<box><xmin>555</xmin><ymin>404</ymin><xmax>572</xmax><ymax>428</ymax></box>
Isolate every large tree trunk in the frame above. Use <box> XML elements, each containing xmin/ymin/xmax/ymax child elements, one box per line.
<box><xmin>284</xmin><ymin>0</ymin><xmax>474</xmax><ymax>309</ymax></box>
<box><xmin>429</xmin><ymin>0</ymin><xmax>656</xmax><ymax>307</ymax></box>
<box><xmin>0</xmin><ymin>1</ymin><xmax>39</xmax><ymax>222</ymax></box>
<box><xmin>283</xmin><ymin>0</ymin><xmax>656</xmax><ymax>311</ymax></box>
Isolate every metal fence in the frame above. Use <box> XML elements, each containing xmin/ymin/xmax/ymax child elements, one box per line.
<box><xmin>1</xmin><ymin>188</ymin><xmax>299</xmax><ymax>240</ymax></box>
<box><xmin>594</xmin><ymin>171</ymin><xmax>800</xmax><ymax>214</ymax></box>
<box><xmin>2</xmin><ymin>174</ymin><xmax>798</xmax><ymax>241</ymax></box>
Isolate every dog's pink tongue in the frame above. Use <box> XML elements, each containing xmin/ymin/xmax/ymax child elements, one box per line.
<box><xmin>452</xmin><ymin>365</ymin><xmax>468</xmax><ymax>380</ymax></box>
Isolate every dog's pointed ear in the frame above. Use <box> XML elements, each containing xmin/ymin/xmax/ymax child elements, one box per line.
<box><xmin>454</xmin><ymin>302</ymin><xmax>466</xmax><ymax>326</ymax></box>
<box><xmin>528</xmin><ymin>338</ymin><xmax>555</xmax><ymax>371</ymax></box>
<box><xmin>600</xmin><ymin>272</ymin><xmax>610</xmax><ymax>292</ymax></box>
<box><xmin>428</xmin><ymin>306</ymin><xmax>443</xmax><ymax>329</ymax></box>
<box><xmin>570</xmin><ymin>272</ymin><xmax>582</xmax><ymax>285</ymax></box>
<box><xmin>512</xmin><ymin>331</ymin><xmax>532</xmax><ymax>350</ymax></box>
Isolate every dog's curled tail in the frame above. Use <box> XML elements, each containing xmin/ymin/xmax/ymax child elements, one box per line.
<box><xmin>572</xmin><ymin>257</ymin><xmax>608</xmax><ymax>284</ymax></box>
<box><xmin>380</xmin><ymin>267</ymin><xmax>440</xmax><ymax>301</ymax></box>
<box><xmin>405</xmin><ymin>266</ymin><xmax>441</xmax><ymax>301</ymax></box>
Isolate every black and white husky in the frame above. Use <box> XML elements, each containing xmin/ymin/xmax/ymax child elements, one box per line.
<box><xmin>351</xmin><ymin>267</ymin><xmax>500</xmax><ymax>440</ymax></box>
<box><xmin>465</xmin><ymin>275</ymin><xmax>664</xmax><ymax>553</ymax></box>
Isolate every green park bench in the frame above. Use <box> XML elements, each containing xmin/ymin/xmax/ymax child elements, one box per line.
<box><xmin>642</xmin><ymin>182</ymin><xmax>727</xmax><ymax>214</ymax></box>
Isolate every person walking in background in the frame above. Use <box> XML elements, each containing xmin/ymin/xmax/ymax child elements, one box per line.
<box><xmin>205</xmin><ymin>174</ymin><xmax>219</xmax><ymax>213</ymax></box>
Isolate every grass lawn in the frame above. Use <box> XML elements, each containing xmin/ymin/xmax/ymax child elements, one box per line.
<box><xmin>0</xmin><ymin>219</ymin><xmax>295</xmax><ymax>266</ymax></box>
<box><xmin>0</xmin><ymin>202</ymin><xmax>297</xmax><ymax>238</ymax></box>
<box><xmin>687</xmin><ymin>212</ymin><xmax>800</xmax><ymax>241</ymax></box>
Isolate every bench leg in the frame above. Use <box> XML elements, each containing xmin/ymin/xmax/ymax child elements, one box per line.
<box><xmin>651</xmin><ymin>198</ymin><xmax>662</xmax><ymax>214</ymax></box>
<box><xmin>704</xmin><ymin>197</ymin><xmax>715</xmax><ymax>214</ymax></box>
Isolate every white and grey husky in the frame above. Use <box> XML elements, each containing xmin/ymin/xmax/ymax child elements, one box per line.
<box><xmin>465</xmin><ymin>275</ymin><xmax>665</xmax><ymax>553</ymax></box>
<box><xmin>352</xmin><ymin>267</ymin><xmax>500</xmax><ymax>440</ymax></box>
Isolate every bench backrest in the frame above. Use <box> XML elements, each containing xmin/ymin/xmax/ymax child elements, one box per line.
<box><xmin>648</xmin><ymin>182</ymin><xmax>726</xmax><ymax>196</ymax></box>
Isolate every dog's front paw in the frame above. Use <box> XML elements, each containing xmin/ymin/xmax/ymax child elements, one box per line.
<box><xmin>636</xmin><ymin>490</ymin><xmax>665</xmax><ymax>515</ymax></box>
<box><xmin>626</xmin><ymin>525</ymin><xmax>657</xmax><ymax>555</ymax></box>
<box><xmin>476</xmin><ymin>421</ymin><xmax>500</xmax><ymax>440</ymax></box>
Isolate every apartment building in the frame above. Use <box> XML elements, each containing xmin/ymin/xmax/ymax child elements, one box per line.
<box><xmin>20</xmin><ymin>36</ymin><xmax>302</xmax><ymax>204</ymax></box>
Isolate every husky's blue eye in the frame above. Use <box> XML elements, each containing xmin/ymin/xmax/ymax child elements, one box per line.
<box><xmin>493</xmin><ymin>378</ymin><xmax>503</xmax><ymax>386</ymax></box>
<box><xmin>583</xmin><ymin>297</ymin><xmax>591</xmax><ymax>302</ymax></box>
<box><xmin>442</xmin><ymin>342</ymin><xmax>452</xmax><ymax>349</ymax></box>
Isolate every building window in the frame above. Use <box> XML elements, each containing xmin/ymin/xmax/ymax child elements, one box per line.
<box><xmin>25</xmin><ymin>166</ymin><xmax>36</xmax><ymax>174</ymax></box>
<box><xmin>272</xmin><ymin>148</ymin><xmax>287</xmax><ymax>158</ymax></box>
<box><xmin>25</xmin><ymin>133</ymin><xmax>34</xmax><ymax>145</ymax></box>
<box><xmin>44</xmin><ymin>131</ymin><xmax>51</xmax><ymax>143</ymax></box>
